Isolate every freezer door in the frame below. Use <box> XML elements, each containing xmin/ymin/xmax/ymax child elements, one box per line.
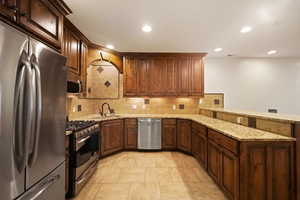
<box><xmin>0</xmin><ymin>21</ymin><xmax>29</xmax><ymax>200</ymax></box>
<box><xmin>18</xmin><ymin>162</ymin><xmax>65</xmax><ymax>200</ymax></box>
<box><xmin>26</xmin><ymin>38</ymin><xmax>67</xmax><ymax>190</ymax></box>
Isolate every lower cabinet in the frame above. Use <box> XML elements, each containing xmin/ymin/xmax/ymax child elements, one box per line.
<box><xmin>124</xmin><ymin>119</ymin><xmax>137</xmax><ymax>150</ymax></box>
<box><xmin>192</xmin><ymin>122</ymin><xmax>207</xmax><ymax>169</ymax></box>
<box><xmin>177</xmin><ymin>119</ymin><xmax>192</xmax><ymax>153</ymax></box>
<box><xmin>220</xmin><ymin>148</ymin><xmax>239</xmax><ymax>200</ymax></box>
<box><xmin>207</xmin><ymin>139</ymin><xmax>222</xmax><ymax>183</ymax></box>
<box><xmin>100</xmin><ymin>119</ymin><xmax>124</xmax><ymax>156</ymax></box>
<box><xmin>207</xmin><ymin>133</ymin><xmax>239</xmax><ymax>200</ymax></box>
<box><xmin>162</xmin><ymin>119</ymin><xmax>177</xmax><ymax>150</ymax></box>
<box><xmin>239</xmin><ymin>142</ymin><xmax>295</xmax><ymax>200</ymax></box>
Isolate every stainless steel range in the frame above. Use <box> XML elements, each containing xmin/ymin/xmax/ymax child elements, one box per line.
<box><xmin>66</xmin><ymin>120</ymin><xmax>100</xmax><ymax>197</ymax></box>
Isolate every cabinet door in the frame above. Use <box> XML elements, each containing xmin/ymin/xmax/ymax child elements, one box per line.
<box><xmin>177</xmin><ymin>119</ymin><xmax>192</xmax><ymax>152</ymax></box>
<box><xmin>177</xmin><ymin>57</ymin><xmax>191</xmax><ymax>96</ymax></box>
<box><xmin>162</xmin><ymin>119</ymin><xmax>177</xmax><ymax>150</ymax></box>
<box><xmin>136</xmin><ymin>58</ymin><xmax>149</xmax><ymax>96</ymax></box>
<box><xmin>207</xmin><ymin>139</ymin><xmax>221</xmax><ymax>184</ymax></box>
<box><xmin>124</xmin><ymin>57</ymin><xmax>137</xmax><ymax>96</ymax></box>
<box><xmin>163</xmin><ymin>58</ymin><xmax>177</xmax><ymax>96</ymax></box>
<box><xmin>0</xmin><ymin>0</ymin><xmax>17</xmax><ymax>20</ymax></box>
<box><xmin>190</xmin><ymin>57</ymin><xmax>204</xmax><ymax>96</ymax></box>
<box><xmin>63</xmin><ymin>25</ymin><xmax>81</xmax><ymax>75</ymax></box>
<box><xmin>124</xmin><ymin>119</ymin><xmax>137</xmax><ymax>149</ymax></box>
<box><xmin>110</xmin><ymin>120</ymin><xmax>124</xmax><ymax>151</ymax></box>
<box><xmin>19</xmin><ymin>0</ymin><xmax>63</xmax><ymax>48</ymax></box>
<box><xmin>101</xmin><ymin>120</ymin><xmax>124</xmax><ymax>156</ymax></box>
<box><xmin>148</xmin><ymin>57</ymin><xmax>166</xmax><ymax>96</ymax></box>
<box><xmin>192</xmin><ymin>129</ymin><xmax>207</xmax><ymax>169</ymax></box>
<box><xmin>80</xmin><ymin>42</ymin><xmax>88</xmax><ymax>94</ymax></box>
<box><xmin>221</xmin><ymin>148</ymin><xmax>239</xmax><ymax>200</ymax></box>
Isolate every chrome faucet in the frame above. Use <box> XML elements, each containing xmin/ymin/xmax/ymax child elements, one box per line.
<box><xmin>99</xmin><ymin>103</ymin><xmax>114</xmax><ymax>117</ymax></box>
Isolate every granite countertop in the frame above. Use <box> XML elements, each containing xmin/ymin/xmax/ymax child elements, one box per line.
<box><xmin>199</xmin><ymin>107</ymin><xmax>300</xmax><ymax>123</ymax></box>
<box><xmin>68</xmin><ymin>114</ymin><xmax>295</xmax><ymax>142</ymax></box>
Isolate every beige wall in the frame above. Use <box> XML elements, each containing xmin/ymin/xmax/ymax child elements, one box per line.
<box><xmin>67</xmin><ymin>75</ymin><xmax>224</xmax><ymax>118</ymax></box>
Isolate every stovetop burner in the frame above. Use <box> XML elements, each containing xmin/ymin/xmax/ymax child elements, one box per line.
<box><xmin>66</xmin><ymin>120</ymin><xmax>97</xmax><ymax>132</ymax></box>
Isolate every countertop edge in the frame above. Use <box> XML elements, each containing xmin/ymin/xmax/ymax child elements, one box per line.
<box><xmin>66</xmin><ymin>114</ymin><xmax>296</xmax><ymax>142</ymax></box>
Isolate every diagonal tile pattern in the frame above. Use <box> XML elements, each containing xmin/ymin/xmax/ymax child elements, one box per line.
<box><xmin>74</xmin><ymin>151</ymin><xmax>227</xmax><ymax>200</ymax></box>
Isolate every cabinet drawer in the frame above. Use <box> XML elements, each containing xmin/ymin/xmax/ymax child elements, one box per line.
<box><xmin>102</xmin><ymin>119</ymin><xmax>123</xmax><ymax>126</ymax></box>
<box><xmin>125</xmin><ymin>118</ymin><xmax>137</xmax><ymax>125</ymax></box>
<box><xmin>192</xmin><ymin>122</ymin><xmax>207</xmax><ymax>137</ymax></box>
<box><xmin>208</xmin><ymin>129</ymin><xmax>239</xmax><ymax>155</ymax></box>
<box><xmin>163</xmin><ymin>119</ymin><xmax>176</xmax><ymax>125</ymax></box>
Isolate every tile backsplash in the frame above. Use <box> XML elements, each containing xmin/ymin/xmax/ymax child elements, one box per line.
<box><xmin>67</xmin><ymin>75</ymin><xmax>224</xmax><ymax>118</ymax></box>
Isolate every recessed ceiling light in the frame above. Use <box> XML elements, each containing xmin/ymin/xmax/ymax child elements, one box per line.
<box><xmin>267</xmin><ymin>50</ymin><xmax>277</xmax><ymax>55</ymax></box>
<box><xmin>240</xmin><ymin>26</ymin><xmax>252</xmax><ymax>33</ymax></box>
<box><xmin>142</xmin><ymin>25</ymin><xmax>152</xmax><ymax>32</ymax></box>
<box><xmin>106</xmin><ymin>44</ymin><xmax>114</xmax><ymax>49</ymax></box>
<box><xmin>214</xmin><ymin>48</ymin><xmax>223</xmax><ymax>52</ymax></box>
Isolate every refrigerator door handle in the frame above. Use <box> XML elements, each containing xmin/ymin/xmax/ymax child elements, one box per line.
<box><xmin>28</xmin><ymin>54</ymin><xmax>42</xmax><ymax>168</ymax></box>
<box><xmin>13</xmin><ymin>51</ymin><xmax>32</xmax><ymax>173</ymax></box>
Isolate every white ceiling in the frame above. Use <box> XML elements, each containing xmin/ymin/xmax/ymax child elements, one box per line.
<box><xmin>65</xmin><ymin>0</ymin><xmax>300</xmax><ymax>57</ymax></box>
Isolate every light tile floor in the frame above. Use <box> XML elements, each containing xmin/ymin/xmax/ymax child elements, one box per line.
<box><xmin>74</xmin><ymin>151</ymin><xmax>228</xmax><ymax>200</ymax></box>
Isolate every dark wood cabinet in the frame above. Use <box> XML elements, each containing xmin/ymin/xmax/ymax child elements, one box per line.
<box><xmin>163</xmin><ymin>58</ymin><xmax>178</xmax><ymax>96</ymax></box>
<box><xmin>124</xmin><ymin>56</ymin><xmax>137</xmax><ymax>96</ymax></box>
<box><xmin>100</xmin><ymin>120</ymin><xmax>124</xmax><ymax>156</ymax></box>
<box><xmin>191</xmin><ymin>57</ymin><xmax>204</xmax><ymax>96</ymax></box>
<box><xmin>19</xmin><ymin>0</ymin><xmax>63</xmax><ymax>48</ymax></box>
<box><xmin>191</xmin><ymin>122</ymin><xmax>207</xmax><ymax>169</ymax></box>
<box><xmin>177</xmin><ymin>57</ymin><xmax>191</xmax><ymax>96</ymax></box>
<box><xmin>80</xmin><ymin>41</ymin><xmax>88</xmax><ymax>94</ymax></box>
<box><xmin>148</xmin><ymin>57</ymin><xmax>166</xmax><ymax>96</ymax></box>
<box><xmin>207</xmin><ymin>139</ymin><xmax>221</xmax><ymax>183</ymax></box>
<box><xmin>124</xmin><ymin>119</ymin><xmax>137</xmax><ymax>150</ymax></box>
<box><xmin>240</xmin><ymin>142</ymin><xmax>295</xmax><ymax>200</ymax></box>
<box><xmin>136</xmin><ymin>58</ymin><xmax>149</xmax><ymax>96</ymax></box>
<box><xmin>63</xmin><ymin>21</ymin><xmax>81</xmax><ymax>75</ymax></box>
<box><xmin>177</xmin><ymin>119</ymin><xmax>191</xmax><ymax>153</ymax></box>
<box><xmin>162</xmin><ymin>119</ymin><xmax>177</xmax><ymax>150</ymax></box>
<box><xmin>221</xmin><ymin>148</ymin><xmax>239</xmax><ymax>200</ymax></box>
<box><xmin>0</xmin><ymin>0</ymin><xmax>17</xmax><ymax>20</ymax></box>
<box><xmin>123</xmin><ymin>54</ymin><xmax>205</xmax><ymax>97</ymax></box>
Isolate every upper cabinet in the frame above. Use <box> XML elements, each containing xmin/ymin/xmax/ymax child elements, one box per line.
<box><xmin>63</xmin><ymin>20</ymin><xmax>81</xmax><ymax>75</ymax></box>
<box><xmin>19</xmin><ymin>0</ymin><xmax>64</xmax><ymax>48</ymax></box>
<box><xmin>0</xmin><ymin>0</ymin><xmax>17</xmax><ymax>20</ymax></box>
<box><xmin>123</xmin><ymin>57</ymin><xmax>137</xmax><ymax>96</ymax></box>
<box><xmin>123</xmin><ymin>53</ymin><xmax>206</xmax><ymax>97</ymax></box>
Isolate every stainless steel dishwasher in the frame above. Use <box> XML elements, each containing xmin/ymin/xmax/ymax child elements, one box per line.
<box><xmin>138</xmin><ymin>118</ymin><xmax>162</xmax><ymax>150</ymax></box>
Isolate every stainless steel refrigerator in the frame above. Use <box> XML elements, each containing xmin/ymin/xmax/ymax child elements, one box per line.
<box><xmin>0</xmin><ymin>21</ymin><xmax>67</xmax><ymax>200</ymax></box>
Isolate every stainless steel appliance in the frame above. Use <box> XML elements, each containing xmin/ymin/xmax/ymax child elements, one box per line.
<box><xmin>67</xmin><ymin>80</ymin><xmax>81</xmax><ymax>93</ymax></box>
<box><xmin>0</xmin><ymin>21</ymin><xmax>67</xmax><ymax>200</ymax></box>
<box><xmin>138</xmin><ymin>118</ymin><xmax>162</xmax><ymax>150</ymax></box>
<box><xmin>66</xmin><ymin>121</ymin><xmax>100</xmax><ymax>197</ymax></box>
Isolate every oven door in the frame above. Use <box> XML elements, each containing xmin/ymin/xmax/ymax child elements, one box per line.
<box><xmin>75</xmin><ymin>132</ymin><xmax>99</xmax><ymax>169</ymax></box>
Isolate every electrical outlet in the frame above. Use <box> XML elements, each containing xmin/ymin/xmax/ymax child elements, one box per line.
<box><xmin>72</xmin><ymin>106</ymin><xmax>76</xmax><ymax>112</ymax></box>
<box><xmin>237</xmin><ymin>117</ymin><xmax>242</xmax><ymax>124</ymax></box>
<box><xmin>132</xmin><ymin>105</ymin><xmax>137</xmax><ymax>110</ymax></box>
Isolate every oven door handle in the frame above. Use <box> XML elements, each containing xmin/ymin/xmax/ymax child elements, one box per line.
<box><xmin>77</xmin><ymin>135</ymin><xmax>91</xmax><ymax>144</ymax></box>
